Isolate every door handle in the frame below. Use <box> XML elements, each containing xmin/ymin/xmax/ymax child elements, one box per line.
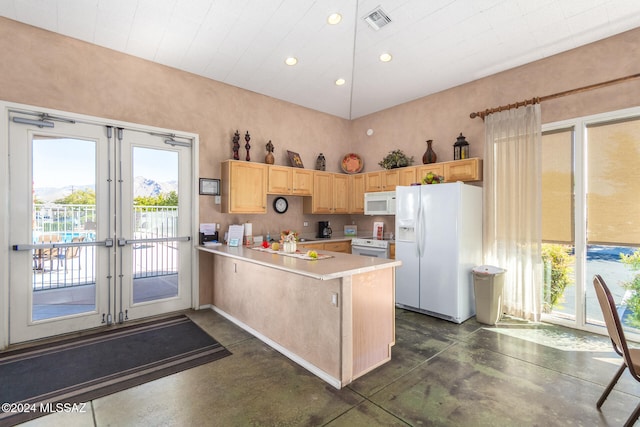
<box><xmin>121</xmin><ymin>236</ymin><xmax>191</xmax><ymax>245</ymax></box>
<box><xmin>13</xmin><ymin>240</ymin><xmax>112</xmax><ymax>251</ymax></box>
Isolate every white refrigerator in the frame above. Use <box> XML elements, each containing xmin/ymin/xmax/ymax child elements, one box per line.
<box><xmin>395</xmin><ymin>182</ymin><xmax>482</xmax><ymax>323</ymax></box>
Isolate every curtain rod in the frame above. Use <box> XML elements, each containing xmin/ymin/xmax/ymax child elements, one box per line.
<box><xmin>469</xmin><ymin>72</ymin><xmax>640</xmax><ymax>120</ymax></box>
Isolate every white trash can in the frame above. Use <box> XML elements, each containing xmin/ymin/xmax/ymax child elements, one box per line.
<box><xmin>472</xmin><ymin>265</ymin><xmax>506</xmax><ymax>325</ymax></box>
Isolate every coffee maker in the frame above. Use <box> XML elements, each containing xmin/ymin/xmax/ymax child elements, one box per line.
<box><xmin>318</xmin><ymin>221</ymin><xmax>332</xmax><ymax>239</ymax></box>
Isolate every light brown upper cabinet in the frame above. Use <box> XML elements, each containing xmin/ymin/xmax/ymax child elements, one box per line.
<box><xmin>221</xmin><ymin>160</ymin><xmax>267</xmax><ymax>213</ymax></box>
<box><xmin>415</xmin><ymin>164</ymin><xmax>445</xmax><ymax>183</ymax></box>
<box><xmin>443</xmin><ymin>158</ymin><xmax>482</xmax><ymax>182</ymax></box>
<box><xmin>222</xmin><ymin>158</ymin><xmax>482</xmax><ymax>215</ymax></box>
<box><xmin>365</xmin><ymin>171</ymin><xmax>384</xmax><ymax>192</ymax></box>
<box><xmin>267</xmin><ymin>165</ymin><xmax>291</xmax><ymax>194</ymax></box>
<box><xmin>382</xmin><ymin>170</ymin><xmax>399</xmax><ymax>191</ymax></box>
<box><xmin>333</xmin><ymin>174</ymin><xmax>349</xmax><ymax>214</ymax></box>
<box><xmin>303</xmin><ymin>171</ymin><xmax>349</xmax><ymax>214</ymax></box>
<box><xmin>398</xmin><ymin>167</ymin><xmax>416</xmax><ymax>186</ymax></box>
<box><xmin>304</xmin><ymin>171</ymin><xmax>333</xmax><ymax>214</ymax></box>
<box><xmin>349</xmin><ymin>174</ymin><xmax>365</xmax><ymax>214</ymax></box>
<box><xmin>291</xmin><ymin>168</ymin><xmax>313</xmax><ymax>195</ymax></box>
<box><xmin>267</xmin><ymin>165</ymin><xmax>313</xmax><ymax>195</ymax></box>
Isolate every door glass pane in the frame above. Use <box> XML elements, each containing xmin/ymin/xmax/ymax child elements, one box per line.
<box><xmin>541</xmin><ymin>129</ymin><xmax>576</xmax><ymax>320</ymax></box>
<box><xmin>586</xmin><ymin>117</ymin><xmax>640</xmax><ymax>332</ymax></box>
<box><xmin>32</xmin><ymin>137</ymin><xmax>97</xmax><ymax>320</ymax></box>
<box><xmin>132</xmin><ymin>147</ymin><xmax>179</xmax><ymax>303</ymax></box>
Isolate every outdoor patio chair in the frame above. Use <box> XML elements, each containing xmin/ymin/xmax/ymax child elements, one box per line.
<box><xmin>58</xmin><ymin>236</ymin><xmax>85</xmax><ymax>272</ymax></box>
<box><xmin>33</xmin><ymin>234</ymin><xmax>61</xmax><ymax>271</ymax></box>
<box><xmin>593</xmin><ymin>274</ymin><xmax>640</xmax><ymax>427</ymax></box>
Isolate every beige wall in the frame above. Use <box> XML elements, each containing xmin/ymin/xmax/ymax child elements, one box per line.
<box><xmin>351</xmin><ymin>27</ymin><xmax>640</xmax><ymax>173</ymax></box>
<box><xmin>0</xmin><ymin>17</ymin><xmax>353</xmax><ymax>235</ymax></box>
<box><xmin>2</xmin><ymin>18</ymin><xmax>640</xmax><ymax>304</ymax></box>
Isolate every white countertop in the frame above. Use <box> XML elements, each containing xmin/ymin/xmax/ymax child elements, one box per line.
<box><xmin>198</xmin><ymin>244</ymin><xmax>401</xmax><ymax>280</ymax></box>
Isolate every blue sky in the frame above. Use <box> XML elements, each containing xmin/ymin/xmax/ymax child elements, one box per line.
<box><xmin>32</xmin><ymin>138</ymin><xmax>177</xmax><ymax>188</ymax></box>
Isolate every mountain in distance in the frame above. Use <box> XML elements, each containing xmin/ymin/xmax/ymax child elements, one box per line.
<box><xmin>34</xmin><ymin>184</ymin><xmax>94</xmax><ymax>203</ymax></box>
<box><xmin>34</xmin><ymin>177</ymin><xmax>177</xmax><ymax>202</ymax></box>
<box><xmin>132</xmin><ymin>176</ymin><xmax>178</xmax><ymax>198</ymax></box>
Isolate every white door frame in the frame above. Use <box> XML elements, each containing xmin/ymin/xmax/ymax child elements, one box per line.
<box><xmin>0</xmin><ymin>101</ymin><xmax>200</xmax><ymax>350</ymax></box>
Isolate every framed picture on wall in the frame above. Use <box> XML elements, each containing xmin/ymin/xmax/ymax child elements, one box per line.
<box><xmin>287</xmin><ymin>150</ymin><xmax>304</xmax><ymax>168</ymax></box>
<box><xmin>199</xmin><ymin>178</ymin><xmax>220</xmax><ymax>195</ymax></box>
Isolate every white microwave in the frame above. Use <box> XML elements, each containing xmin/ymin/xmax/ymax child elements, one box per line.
<box><xmin>364</xmin><ymin>191</ymin><xmax>396</xmax><ymax>215</ymax></box>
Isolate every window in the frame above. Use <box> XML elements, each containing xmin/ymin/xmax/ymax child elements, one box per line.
<box><xmin>542</xmin><ymin>107</ymin><xmax>640</xmax><ymax>340</ymax></box>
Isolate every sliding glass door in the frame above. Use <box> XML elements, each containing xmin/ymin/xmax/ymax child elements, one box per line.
<box><xmin>542</xmin><ymin>107</ymin><xmax>640</xmax><ymax>340</ymax></box>
<box><xmin>8</xmin><ymin>109</ymin><xmax>194</xmax><ymax>344</ymax></box>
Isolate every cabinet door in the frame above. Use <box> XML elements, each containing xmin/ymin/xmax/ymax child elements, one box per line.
<box><xmin>298</xmin><ymin>242</ymin><xmax>324</xmax><ymax>251</ymax></box>
<box><xmin>383</xmin><ymin>170</ymin><xmax>399</xmax><ymax>191</ymax></box>
<box><xmin>222</xmin><ymin>161</ymin><xmax>267</xmax><ymax>213</ymax></box>
<box><xmin>349</xmin><ymin>174</ymin><xmax>365</xmax><ymax>214</ymax></box>
<box><xmin>312</xmin><ymin>172</ymin><xmax>333</xmax><ymax>214</ymax></box>
<box><xmin>398</xmin><ymin>168</ymin><xmax>416</xmax><ymax>186</ymax></box>
<box><xmin>416</xmin><ymin>164</ymin><xmax>444</xmax><ymax>183</ymax></box>
<box><xmin>365</xmin><ymin>171</ymin><xmax>383</xmax><ymax>192</ymax></box>
<box><xmin>292</xmin><ymin>169</ymin><xmax>313</xmax><ymax>195</ymax></box>
<box><xmin>268</xmin><ymin>165</ymin><xmax>292</xmax><ymax>194</ymax></box>
<box><xmin>333</xmin><ymin>174</ymin><xmax>349</xmax><ymax>214</ymax></box>
<box><xmin>324</xmin><ymin>241</ymin><xmax>351</xmax><ymax>253</ymax></box>
<box><xmin>444</xmin><ymin>158</ymin><xmax>482</xmax><ymax>182</ymax></box>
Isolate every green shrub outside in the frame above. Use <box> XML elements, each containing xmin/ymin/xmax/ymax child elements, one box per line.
<box><xmin>620</xmin><ymin>250</ymin><xmax>640</xmax><ymax>328</ymax></box>
<box><xmin>542</xmin><ymin>244</ymin><xmax>574</xmax><ymax>313</ymax></box>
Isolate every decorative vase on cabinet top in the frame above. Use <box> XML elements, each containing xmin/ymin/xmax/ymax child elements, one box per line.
<box><xmin>422</xmin><ymin>139</ymin><xmax>437</xmax><ymax>164</ymax></box>
<box><xmin>316</xmin><ymin>153</ymin><xmax>326</xmax><ymax>171</ymax></box>
<box><xmin>265</xmin><ymin>152</ymin><xmax>274</xmax><ymax>165</ymax></box>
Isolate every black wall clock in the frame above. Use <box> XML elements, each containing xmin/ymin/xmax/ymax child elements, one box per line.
<box><xmin>273</xmin><ymin>197</ymin><xmax>288</xmax><ymax>214</ymax></box>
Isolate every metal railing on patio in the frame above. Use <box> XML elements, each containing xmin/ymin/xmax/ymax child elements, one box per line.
<box><xmin>32</xmin><ymin>204</ymin><xmax>179</xmax><ymax>291</ymax></box>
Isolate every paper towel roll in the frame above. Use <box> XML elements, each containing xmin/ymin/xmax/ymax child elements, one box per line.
<box><xmin>244</xmin><ymin>223</ymin><xmax>252</xmax><ymax>236</ymax></box>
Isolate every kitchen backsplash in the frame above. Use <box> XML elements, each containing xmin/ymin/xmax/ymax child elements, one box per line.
<box><xmin>210</xmin><ymin>194</ymin><xmax>396</xmax><ymax>241</ymax></box>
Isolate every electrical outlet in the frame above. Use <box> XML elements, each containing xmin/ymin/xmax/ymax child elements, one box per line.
<box><xmin>303</xmin><ymin>221</ymin><xmax>309</xmax><ymax>227</ymax></box>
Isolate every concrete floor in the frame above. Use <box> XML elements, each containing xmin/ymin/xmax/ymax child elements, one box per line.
<box><xmin>20</xmin><ymin>308</ymin><xmax>640</xmax><ymax>426</ymax></box>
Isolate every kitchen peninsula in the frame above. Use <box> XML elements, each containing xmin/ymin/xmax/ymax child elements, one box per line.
<box><xmin>198</xmin><ymin>245</ymin><xmax>400</xmax><ymax>388</ymax></box>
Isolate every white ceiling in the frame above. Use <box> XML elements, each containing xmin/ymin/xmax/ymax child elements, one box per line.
<box><xmin>2</xmin><ymin>0</ymin><xmax>640</xmax><ymax>119</ymax></box>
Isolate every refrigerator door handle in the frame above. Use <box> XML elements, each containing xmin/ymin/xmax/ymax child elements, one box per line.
<box><xmin>416</xmin><ymin>194</ymin><xmax>423</xmax><ymax>258</ymax></box>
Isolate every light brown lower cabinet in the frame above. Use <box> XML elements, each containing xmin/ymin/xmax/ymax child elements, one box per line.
<box><xmin>298</xmin><ymin>240</ymin><xmax>351</xmax><ymax>254</ymax></box>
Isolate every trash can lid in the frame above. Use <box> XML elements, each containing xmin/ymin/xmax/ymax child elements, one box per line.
<box><xmin>472</xmin><ymin>265</ymin><xmax>506</xmax><ymax>275</ymax></box>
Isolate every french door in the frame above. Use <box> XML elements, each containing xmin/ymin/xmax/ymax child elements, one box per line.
<box><xmin>8</xmin><ymin>109</ymin><xmax>194</xmax><ymax>344</ymax></box>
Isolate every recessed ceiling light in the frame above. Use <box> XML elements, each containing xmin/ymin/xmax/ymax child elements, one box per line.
<box><xmin>285</xmin><ymin>57</ymin><xmax>298</xmax><ymax>66</ymax></box>
<box><xmin>379</xmin><ymin>53</ymin><xmax>392</xmax><ymax>62</ymax></box>
<box><xmin>327</xmin><ymin>13</ymin><xmax>342</xmax><ymax>25</ymax></box>
<box><xmin>335</xmin><ymin>78</ymin><xmax>346</xmax><ymax>86</ymax></box>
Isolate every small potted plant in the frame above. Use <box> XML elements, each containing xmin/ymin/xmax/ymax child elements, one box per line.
<box><xmin>378</xmin><ymin>150</ymin><xmax>414</xmax><ymax>169</ymax></box>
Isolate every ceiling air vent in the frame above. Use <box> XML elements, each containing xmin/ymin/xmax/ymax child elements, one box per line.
<box><xmin>364</xmin><ymin>7</ymin><xmax>392</xmax><ymax>31</ymax></box>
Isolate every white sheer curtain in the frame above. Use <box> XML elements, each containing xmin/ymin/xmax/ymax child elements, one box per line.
<box><xmin>483</xmin><ymin>104</ymin><xmax>542</xmax><ymax>321</ymax></box>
